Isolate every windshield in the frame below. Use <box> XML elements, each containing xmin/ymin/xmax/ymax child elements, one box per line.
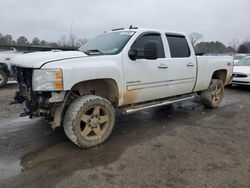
<box><xmin>79</xmin><ymin>31</ymin><xmax>135</xmax><ymax>55</ymax></box>
<box><xmin>236</xmin><ymin>58</ymin><xmax>250</xmax><ymax>66</ymax></box>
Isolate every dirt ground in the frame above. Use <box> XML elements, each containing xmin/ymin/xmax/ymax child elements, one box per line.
<box><xmin>0</xmin><ymin>83</ymin><xmax>249</xmax><ymax>188</ymax></box>
<box><xmin>0</xmin><ymin>83</ymin><xmax>22</xmax><ymax>120</ymax></box>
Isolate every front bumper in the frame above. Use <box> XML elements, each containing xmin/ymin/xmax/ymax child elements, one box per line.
<box><xmin>232</xmin><ymin>81</ymin><xmax>250</xmax><ymax>85</ymax></box>
<box><xmin>232</xmin><ymin>77</ymin><xmax>250</xmax><ymax>86</ymax></box>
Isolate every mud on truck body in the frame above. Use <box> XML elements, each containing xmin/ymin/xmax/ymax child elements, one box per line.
<box><xmin>11</xmin><ymin>28</ymin><xmax>233</xmax><ymax>148</ymax></box>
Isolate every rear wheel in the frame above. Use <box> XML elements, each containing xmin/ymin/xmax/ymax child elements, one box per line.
<box><xmin>200</xmin><ymin>79</ymin><xmax>224</xmax><ymax>108</ymax></box>
<box><xmin>0</xmin><ymin>69</ymin><xmax>8</xmax><ymax>88</ymax></box>
<box><xmin>63</xmin><ymin>95</ymin><xmax>115</xmax><ymax>148</ymax></box>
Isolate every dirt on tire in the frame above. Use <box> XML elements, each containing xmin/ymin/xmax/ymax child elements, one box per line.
<box><xmin>200</xmin><ymin>79</ymin><xmax>224</xmax><ymax>108</ymax></box>
<box><xmin>63</xmin><ymin>95</ymin><xmax>115</xmax><ymax>148</ymax></box>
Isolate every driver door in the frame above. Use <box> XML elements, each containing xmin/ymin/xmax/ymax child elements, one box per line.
<box><xmin>122</xmin><ymin>32</ymin><xmax>171</xmax><ymax>105</ymax></box>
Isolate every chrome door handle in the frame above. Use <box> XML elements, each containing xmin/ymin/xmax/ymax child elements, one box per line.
<box><xmin>186</xmin><ymin>62</ymin><xmax>195</xmax><ymax>67</ymax></box>
<box><xmin>158</xmin><ymin>64</ymin><xmax>168</xmax><ymax>69</ymax></box>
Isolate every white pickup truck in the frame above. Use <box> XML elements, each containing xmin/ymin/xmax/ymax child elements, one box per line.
<box><xmin>11</xmin><ymin>28</ymin><xmax>233</xmax><ymax>148</ymax></box>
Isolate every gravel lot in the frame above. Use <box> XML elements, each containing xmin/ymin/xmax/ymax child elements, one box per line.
<box><xmin>0</xmin><ymin>83</ymin><xmax>249</xmax><ymax>188</ymax></box>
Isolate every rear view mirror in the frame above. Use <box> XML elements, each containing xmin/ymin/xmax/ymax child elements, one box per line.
<box><xmin>128</xmin><ymin>49</ymin><xmax>137</xmax><ymax>61</ymax></box>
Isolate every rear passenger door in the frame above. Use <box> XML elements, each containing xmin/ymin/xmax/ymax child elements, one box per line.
<box><xmin>165</xmin><ymin>34</ymin><xmax>197</xmax><ymax>96</ymax></box>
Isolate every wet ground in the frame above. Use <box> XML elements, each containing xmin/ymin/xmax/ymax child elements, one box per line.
<box><xmin>0</xmin><ymin>83</ymin><xmax>249</xmax><ymax>188</ymax></box>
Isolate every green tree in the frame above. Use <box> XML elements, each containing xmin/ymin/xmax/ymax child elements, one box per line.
<box><xmin>238</xmin><ymin>44</ymin><xmax>248</xmax><ymax>53</ymax></box>
<box><xmin>32</xmin><ymin>37</ymin><xmax>41</xmax><ymax>45</ymax></box>
<box><xmin>195</xmin><ymin>41</ymin><xmax>233</xmax><ymax>54</ymax></box>
<box><xmin>40</xmin><ymin>40</ymin><xmax>47</xmax><ymax>46</ymax></box>
<box><xmin>16</xmin><ymin>36</ymin><xmax>29</xmax><ymax>46</ymax></box>
<box><xmin>0</xmin><ymin>34</ymin><xmax>14</xmax><ymax>45</ymax></box>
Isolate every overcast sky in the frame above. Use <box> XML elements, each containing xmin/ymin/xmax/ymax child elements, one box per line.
<box><xmin>0</xmin><ymin>0</ymin><xmax>249</xmax><ymax>44</ymax></box>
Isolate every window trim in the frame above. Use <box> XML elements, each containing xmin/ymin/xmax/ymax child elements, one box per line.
<box><xmin>166</xmin><ymin>34</ymin><xmax>191</xmax><ymax>58</ymax></box>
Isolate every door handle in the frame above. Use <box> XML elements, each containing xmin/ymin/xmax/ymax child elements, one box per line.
<box><xmin>158</xmin><ymin>64</ymin><xmax>168</xmax><ymax>69</ymax></box>
<box><xmin>186</xmin><ymin>62</ymin><xmax>195</xmax><ymax>67</ymax></box>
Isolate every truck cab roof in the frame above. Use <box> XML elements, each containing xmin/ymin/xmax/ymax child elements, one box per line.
<box><xmin>108</xmin><ymin>28</ymin><xmax>187</xmax><ymax>37</ymax></box>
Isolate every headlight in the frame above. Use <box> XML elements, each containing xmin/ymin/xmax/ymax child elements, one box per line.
<box><xmin>32</xmin><ymin>69</ymin><xmax>63</xmax><ymax>91</ymax></box>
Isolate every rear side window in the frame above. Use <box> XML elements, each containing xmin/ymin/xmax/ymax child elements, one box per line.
<box><xmin>166</xmin><ymin>35</ymin><xmax>190</xmax><ymax>58</ymax></box>
<box><xmin>132</xmin><ymin>34</ymin><xmax>165</xmax><ymax>59</ymax></box>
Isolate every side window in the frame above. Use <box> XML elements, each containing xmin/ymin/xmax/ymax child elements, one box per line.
<box><xmin>132</xmin><ymin>34</ymin><xmax>165</xmax><ymax>59</ymax></box>
<box><xmin>166</xmin><ymin>35</ymin><xmax>191</xmax><ymax>58</ymax></box>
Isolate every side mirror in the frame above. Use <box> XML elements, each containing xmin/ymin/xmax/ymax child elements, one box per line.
<box><xmin>144</xmin><ymin>41</ymin><xmax>158</xmax><ymax>60</ymax></box>
<box><xmin>128</xmin><ymin>49</ymin><xmax>137</xmax><ymax>61</ymax></box>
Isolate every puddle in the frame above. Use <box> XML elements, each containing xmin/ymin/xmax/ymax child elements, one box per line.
<box><xmin>0</xmin><ymin>141</ymin><xmax>78</xmax><ymax>180</ymax></box>
<box><xmin>21</xmin><ymin>142</ymin><xmax>79</xmax><ymax>170</ymax></box>
<box><xmin>0</xmin><ymin>158</ymin><xmax>21</xmax><ymax>180</ymax></box>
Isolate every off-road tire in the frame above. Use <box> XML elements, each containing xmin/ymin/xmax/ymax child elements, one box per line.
<box><xmin>200</xmin><ymin>79</ymin><xmax>224</xmax><ymax>108</ymax></box>
<box><xmin>63</xmin><ymin>95</ymin><xmax>115</xmax><ymax>148</ymax></box>
<box><xmin>0</xmin><ymin>69</ymin><xmax>8</xmax><ymax>88</ymax></box>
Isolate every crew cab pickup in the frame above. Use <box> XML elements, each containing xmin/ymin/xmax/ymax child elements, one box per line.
<box><xmin>11</xmin><ymin>28</ymin><xmax>233</xmax><ymax>148</ymax></box>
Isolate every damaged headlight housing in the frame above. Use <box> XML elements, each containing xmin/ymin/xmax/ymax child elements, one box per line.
<box><xmin>32</xmin><ymin>69</ymin><xmax>63</xmax><ymax>91</ymax></box>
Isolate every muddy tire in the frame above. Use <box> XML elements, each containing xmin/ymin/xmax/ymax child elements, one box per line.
<box><xmin>63</xmin><ymin>95</ymin><xmax>115</xmax><ymax>148</ymax></box>
<box><xmin>200</xmin><ymin>79</ymin><xmax>224</xmax><ymax>108</ymax></box>
<box><xmin>0</xmin><ymin>69</ymin><xmax>8</xmax><ymax>88</ymax></box>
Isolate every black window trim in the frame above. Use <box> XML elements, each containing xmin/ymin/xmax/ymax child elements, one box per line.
<box><xmin>131</xmin><ymin>31</ymin><xmax>166</xmax><ymax>59</ymax></box>
<box><xmin>165</xmin><ymin>33</ymin><xmax>191</xmax><ymax>58</ymax></box>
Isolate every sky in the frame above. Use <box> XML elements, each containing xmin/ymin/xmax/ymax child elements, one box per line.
<box><xmin>0</xmin><ymin>0</ymin><xmax>249</xmax><ymax>45</ymax></box>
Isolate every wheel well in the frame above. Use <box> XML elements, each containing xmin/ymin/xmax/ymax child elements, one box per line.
<box><xmin>71</xmin><ymin>79</ymin><xmax>119</xmax><ymax>107</ymax></box>
<box><xmin>212</xmin><ymin>70</ymin><xmax>227</xmax><ymax>84</ymax></box>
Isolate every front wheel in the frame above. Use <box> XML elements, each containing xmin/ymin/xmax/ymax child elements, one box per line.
<box><xmin>200</xmin><ymin>79</ymin><xmax>224</xmax><ymax>108</ymax></box>
<box><xmin>63</xmin><ymin>95</ymin><xmax>115</xmax><ymax>148</ymax></box>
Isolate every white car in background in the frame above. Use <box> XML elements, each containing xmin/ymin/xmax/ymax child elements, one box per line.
<box><xmin>232</xmin><ymin>56</ymin><xmax>250</xmax><ymax>85</ymax></box>
<box><xmin>233</xmin><ymin>54</ymin><xmax>248</xmax><ymax>64</ymax></box>
<box><xmin>0</xmin><ymin>48</ymin><xmax>22</xmax><ymax>88</ymax></box>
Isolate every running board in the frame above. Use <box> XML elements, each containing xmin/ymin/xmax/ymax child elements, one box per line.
<box><xmin>124</xmin><ymin>95</ymin><xmax>195</xmax><ymax>114</ymax></box>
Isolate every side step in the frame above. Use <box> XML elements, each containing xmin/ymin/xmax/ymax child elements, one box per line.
<box><xmin>124</xmin><ymin>95</ymin><xmax>195</xmax><ymax>114</ymax></box>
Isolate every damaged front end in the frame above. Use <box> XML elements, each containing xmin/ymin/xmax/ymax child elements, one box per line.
<box><xmin>12</xmin><ymin>66</ymin><xmax>69</xmax><ymax>128</ymax></box>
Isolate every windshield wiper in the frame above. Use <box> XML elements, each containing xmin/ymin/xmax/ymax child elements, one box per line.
<box><xmin>84</xmin><ymin>49</ymin><xmax>103</xmax><ymax>55</ymax></box>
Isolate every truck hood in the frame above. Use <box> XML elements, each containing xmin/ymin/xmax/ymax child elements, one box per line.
<box><xmin>233</xmin><ymin>66</ymin><xmax>250</xmax><ymax>75</ymax></box>
<box><xmin>11</xmin><ymin>51</ymin><xmax>87</xmax><ymax>68</ymax></box>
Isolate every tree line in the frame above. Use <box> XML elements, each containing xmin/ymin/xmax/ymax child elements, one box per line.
<box><xmin>1</xmin><ymin>32</ymin><xmax>250</xmax><ymax>54</ymax></box>
<box><xmin>189</xmin><ymin>32</ymin><xmax>250</xmax><ymax>54</ymax></box>
<box><xmin>0</xmin><ymin>33</ymin><xmax>87</xmax><ymax>48</ymax></box>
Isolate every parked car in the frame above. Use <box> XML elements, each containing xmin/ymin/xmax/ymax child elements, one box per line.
<box><xmin>233</xmin><ymin>54</ymin><xmax>248</xmax><ymax>64</ymax></box>
<box><xmin>232</xmin><ymin>56</ymin><xmax>250</xmax><ymax>85</ymax></box>
<box><xmin>11</xmin><ymin>28</ymin><xmax>233</xmax><ymax>148</ymax></box>
<box><xmin>0</xmin><ymin>49</ymin><xmax>22</xmax><ymax>88</ymax></box>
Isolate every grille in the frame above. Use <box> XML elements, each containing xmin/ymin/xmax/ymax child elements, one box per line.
<box><xmin>232</xmin><ymin>73</ymin><xmax>248</xmax><ymax>78</ymax></box>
